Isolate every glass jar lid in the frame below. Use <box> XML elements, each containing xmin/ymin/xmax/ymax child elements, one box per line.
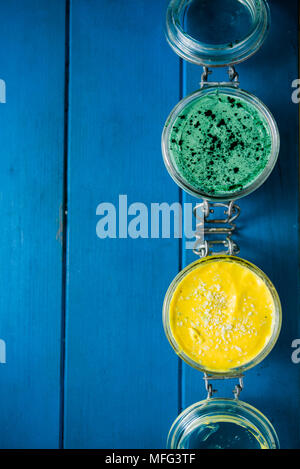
<box><xmin>165</xmin><ymin>0</ymin><xmax>270</xmax><ymax>66</ymax></box>
<box><xmin>167</xmin><ymin>398</ymin><xmax>279</xmax><ymax>449</ymax></box>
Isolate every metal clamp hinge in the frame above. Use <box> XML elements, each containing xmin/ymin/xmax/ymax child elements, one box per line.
<box><xmin>193</xmin><ymin>200</ymin><xmax>240</xmax><ymax>258</ymax></box>
<box><xmin>200</xmin><ymin>66</ymin><xmax>239</xmax><ymax>88</ymax></box>
<box><xmin>204</xmin><ymin>373</ymin><xmax>244</xmax><ymax>400</ymax></box>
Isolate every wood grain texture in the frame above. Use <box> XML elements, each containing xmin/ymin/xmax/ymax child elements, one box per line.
<box><xmin>0</xmin><ymin>0</ymin><xmax>66</xmax><ymax>448</ymax></box>
<box><xmin>0</xmin><ymin>0</ymin><xmax>298</xmax><ymax>449</ymax></box>
<box><xmin>181</xmin><ymin>0</ymin><xmax>300</xmax><ymax>449</ymax></box>
<box><xmin>64</xmin><ymin>0</ymin><xmax>180</xmax><ymax>448</ymax></box>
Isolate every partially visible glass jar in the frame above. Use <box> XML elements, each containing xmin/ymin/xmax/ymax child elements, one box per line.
<box><xmin>165</xmin><ymin>0</ymin><xmax>270</xmax><ymax>67</ymax></box>
<box><xmin>162</xmin><ymin>255</ymin><xmax>282</xmax><ymax>376</ymax></box>
<box><xmin>167</xmin><ymin>398</ymin><xmax>280</xmax><ymax>449</ymax></box>
<box><xmin>162</xmin><ymin>86</ymin><xmax>280</xmax><ymax>201</ymax></box>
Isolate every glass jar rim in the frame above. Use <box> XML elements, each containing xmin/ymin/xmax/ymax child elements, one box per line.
<box><xmin>165</xmin><ymin>0</ymin><xmax>270</xmax><ymax>66</ymax></box>
<box><xmin>161</xmin><ymin>86</ymin><xmax>280</xmax><ymax>202</ymax></box>
<box><xmin>162</xmin><ymin>255</ymin><xmax>282</xmax><ymax>376</ymax></box>
<box><xmin>167</xmin><ymin>398</ymin><xmax>280</xmax><ymax>449</ymax></box>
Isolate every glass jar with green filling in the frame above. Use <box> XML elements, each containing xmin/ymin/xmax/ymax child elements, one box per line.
<box><xmin>162</xmin><ymin>86</ymin><xmax>279</xmax><ymax>201</ymax></box>
<box><xmin>162</xmin><ymin>0</ymin><xmax>279</xmax><ymax>201</ymax></box>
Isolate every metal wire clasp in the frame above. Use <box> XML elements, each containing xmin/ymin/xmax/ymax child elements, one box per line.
<box><xmin>203</xmin><ymin>373</ymin><xmax>244</xmax><ymax>400</ymax></box>
<box><xmin>201</xmin><ymin>65</ymin><xmax>240</xmax><ymax>88</ymax></box>
<box><xmin>193</xmin><ymin>200</ymin><xmax>240</xmax><ymax>257</ymax></box>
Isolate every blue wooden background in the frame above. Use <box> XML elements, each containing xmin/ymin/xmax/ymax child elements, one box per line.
<box><xmin>0</xmin><ymin>0</ymin><xmax>299</xmax><ymax>449</ymax></box>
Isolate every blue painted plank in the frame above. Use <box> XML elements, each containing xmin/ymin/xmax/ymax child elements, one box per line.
<box><xmin>0</xmin><ymin>0</ymin><xmax>66</xmax><ymax>448</ymax></box>
<box><xmin>181</xmin><ymin>0</ymin><xmax>300</xmax><ymax>449</ymax></box>
<box><xmin>64</xmin><ymin>0</ymin><xmax>180</xmax><ymax>448</ymax></box>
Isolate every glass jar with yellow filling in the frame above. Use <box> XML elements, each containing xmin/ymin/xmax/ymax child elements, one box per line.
<box><xmin>163</xmin><ymin>256</ymin><xmax>281</xmax><ymax>375</ymax></box>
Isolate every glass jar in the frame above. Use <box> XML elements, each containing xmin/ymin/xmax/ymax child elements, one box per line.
<box><xmin>162</xmin><ymin>86</ymin><xmax>279</xmax><ymax>201</ymax></box>
<box><xmin>162</xmin><ymin>0</ymin><xmax>279</xmax><ymax>201</ymax></box>
<box><xmin>162</xmin><ymin>255</ymin><xmax>282</xmax><ymax>376</ymax></box>
<box><xmin>165</xmin><ymin>0</ymin><xmax>270</xmax><ymax>67</ymax></box>
<box><xmin>167</xmin><ymin>398</ymin><xmax>280</xmax><ymax>449</ymax></box>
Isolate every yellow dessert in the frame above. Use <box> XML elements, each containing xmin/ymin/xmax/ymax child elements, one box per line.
<box><xmin>168</xmin><ymin>258</ymin><xmax>277</xmax><ymax>372</ymax></box>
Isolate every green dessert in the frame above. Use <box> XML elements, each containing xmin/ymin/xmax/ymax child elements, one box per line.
<box><xmin>168</xmin><ymin>90</ymin><xmax>272</xmax><ymax>197</ymax></box>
